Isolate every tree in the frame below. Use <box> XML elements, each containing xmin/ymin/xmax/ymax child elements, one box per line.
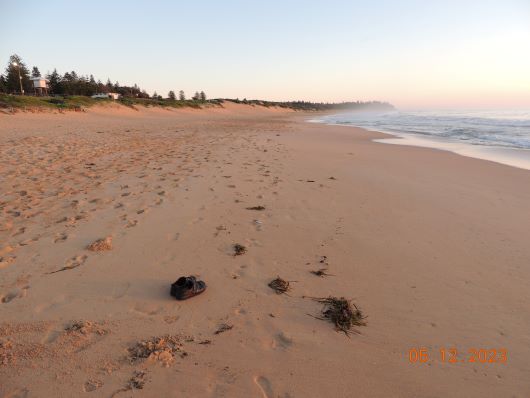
<box><xmin>31</xmin><ymin>66</ymin><xmax>41</xmax><ymax>77</ymax></box>
<box><xmin>192</xmin><ymin>91</ymin><xmax>200</xmax><ymax>101</ymax></box>
<box><xmin>62</xmin><ymin>72</ymin><xmax>73</xmax><ymax>95</ymax></box>
<box><xmin>199</xmin><ymin>91</ymin><xmax>206</xmax><ymax>102</ymax></box>
<box><xmin>4</xmin><ymin>54</ymin><xmax>31</xmax><ymax>94</ymax></box>
<box><xmin>168</xmin><ymin>90</ymin><xmax>176</xmax><ymax>100</ymax></box>
<box><xmin>0</xmin><ymin>74</ymin><xmax>6</xmax><ymax>93</ymax></box>
<box><xmin>46</xmin><ymin>69</ymin><xmax>62</xmax><ymax>94</ymax></box>
<box><xmin>179</xmin><ymin>90</ymin><xmax>185</xmax><ymax>100</ymax></box>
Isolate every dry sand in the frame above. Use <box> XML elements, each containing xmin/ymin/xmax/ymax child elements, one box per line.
<box><xmin>1</xmin><ymin>103</ymin><xmax>529</xmax><ymax>397</ymax></box>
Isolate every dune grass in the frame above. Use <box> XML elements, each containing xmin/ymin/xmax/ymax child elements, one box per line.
<box><xmin>0</xmin><ymin>94</ymin><xmax>221</xmax><ymax>112</ymax></box>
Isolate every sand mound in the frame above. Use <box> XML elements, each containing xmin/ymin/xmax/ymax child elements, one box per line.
<box><xmin>86</xmin><ymin>236</ymin><xmax>113</xmax><ymax>251</ymax></box>
<box><xmin>128</xmin><ymin>335</ymin><xmax>187</xmax><ymax>367</ymax></box>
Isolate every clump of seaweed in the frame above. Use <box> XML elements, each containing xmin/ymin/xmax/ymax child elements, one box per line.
<box><xmin>233</xmin><ymin>243</ymin><xmax>247</xmax><ymax>256</ymax></box>
<box><xmin>246</xmin><ymin>205</ymin><xmax>266</xmax><ymax>211</ymax></box>
<box><xmin>268</xmin><ymin>276</ymin><xmax>291</xmax><ymax>294</ymax></box>
<box><xmin>313</xmin><ymin>297</ymin><xmax>366</xmax><ymax>335</ymax></box>
<box><xmin>86</xmin><ymin>236</ymin><xmax>113</xmax><ymax>252</ymax></box>
<box><xmin>128</xmin><ymin>335</ymin><xmax>186</xmax><ymax>367</ymax></box>
<box><xmin>310</xmin><ymin>268</ymin><xmax>333</xmax><ymax>277</ymax></box>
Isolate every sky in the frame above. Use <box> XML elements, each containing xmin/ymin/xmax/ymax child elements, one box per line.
<box><xmin>1</xmin><ymin>0</ymin><xmax>529</xmax><ymax>109</ymax></box>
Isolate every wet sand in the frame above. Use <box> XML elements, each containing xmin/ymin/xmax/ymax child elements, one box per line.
<box><xmin>1</xmin><ymin>103</ymin><xmax>530</xmax><ymax>397</ymax></box>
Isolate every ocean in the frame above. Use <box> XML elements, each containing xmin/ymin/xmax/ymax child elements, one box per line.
<box><xmin>311</xmin><ymin>110</ymin><xmax>530</xmax><ymax>170</ymax></box>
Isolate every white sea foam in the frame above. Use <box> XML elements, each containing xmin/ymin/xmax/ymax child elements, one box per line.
<box><xmin>314</xmin><ymin>110</ymin><xmax>530</xmax><ymax>171</ymax></box>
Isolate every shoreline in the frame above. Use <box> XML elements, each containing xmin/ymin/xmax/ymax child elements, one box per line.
<box><xmin>1</xmin><ymin>106</ymin><xmax>530</xmax><ymax>397</ymax></box>
<box><xmin>309</xmin><ymin>118</ymin><xmax>530</xmax><ymax>172</ymax></box>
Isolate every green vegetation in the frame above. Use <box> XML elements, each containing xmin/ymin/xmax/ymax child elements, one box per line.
<box><xmin>0</xmin><ymin>94</ymin><xmax>115</xmax><ymax>111</ymax></box>
<box><xmin>117</xmin><ymin>97</ymin><xmax>210</xmax><ymax>109</ymax></box>
<box><xmin>0</xmin><ymin>93</ymin><xmax>222</xmax><ymax>112</ymax></box>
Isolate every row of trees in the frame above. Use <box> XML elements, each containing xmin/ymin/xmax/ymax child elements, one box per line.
<box><xmin>0</xmin><ymin>54</ymin><xmax>206</xmax><ymax>101</ymax></box>
<box><xmin>167</xmin><ymin>90</ymin><xmax>206</xmax><ymax>101</ymax></box>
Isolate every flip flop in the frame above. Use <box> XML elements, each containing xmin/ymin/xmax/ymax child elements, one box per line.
<box><xmin>170</xmin><ymin>276</ymin><xmax>207</xmax><ymax>300</ymax></box>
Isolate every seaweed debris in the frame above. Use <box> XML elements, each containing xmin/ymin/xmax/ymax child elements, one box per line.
<box><xmin>246</xmin><ymin>205</ymin><xmax>266</xmax><ymax>211</ymax></box>
<box><xmin>268</xmin><ymin>276</ymin><xmax>291</xmax><ymax>294</ymax></box>
<box><xmin>313</xmin><ymin>297</ymin><xmax>366</xmax><ymax>335</ymax></box>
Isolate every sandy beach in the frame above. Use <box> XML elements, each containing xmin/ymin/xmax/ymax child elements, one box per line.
<box><xmin>1</xmin><ymin>103</ymin><xmax>530</xmax><ymax>397</ymax></box>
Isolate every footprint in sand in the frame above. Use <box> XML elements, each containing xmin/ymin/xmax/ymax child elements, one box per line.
<box><xmin>126</xmin><ymin>219</ymin><xmax>138</xmax><ymax>228</ymax></box>
<box><xmin>54</xmin><ymin>232</ymin><xmax>68</xmax><ymax>243</ymax></box>
<box><xmin>272</xmin><ymin>332</ymin><xmax>293</xmax><ymax>349</ymax></box>
<box><xmin>112</xmin><ymin>282</ymin><xmax>131</xmax><ymax>299</ymax></box>
<box><xmin>83</xmin><ymin>379</ymin><xmax>103</xmax><ymax>393</ymax></box>
<box><xmin>40</xmin><ymin>326</ymin><xmax>62</xmax><ymax>344</ymax></box>
<box><xmin>1</xmin><ymin>285</ymin><xmax>30</xmax><ymax>303</ymax></box>
<box><xmin>48</xmin><ymin>254</ymin><xmax>87</xmax><ymax>274</ymax></box>
<box><xmin>131</xmin><ymin>302</ymin><xmax>162</xmax><ymax>316</ymax></box>
<box><xmin>0</xmin><ymin>257</ymin><xmax>16</xmax><ymax>269</ymax></box>
<box><xmin>253</xmin><ymin>376</ymin><xmax>274</xmax><ymax>398</ymax></box>
<box><xmin>2</xmin><ymin>388</ymin><xmax>30</xmax><ymax>398</ymax></box>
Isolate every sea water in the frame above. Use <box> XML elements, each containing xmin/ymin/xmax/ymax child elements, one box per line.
<box><xmin>311</xmin><ymin>110</ymin><xmax>530</xmax><ymax>170</ymax></box>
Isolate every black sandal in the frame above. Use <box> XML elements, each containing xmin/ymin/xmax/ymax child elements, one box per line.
<box><xmin>170</xmin><ymin>276</ymin><xmax>207</xmax><ymax>300</ymax></box>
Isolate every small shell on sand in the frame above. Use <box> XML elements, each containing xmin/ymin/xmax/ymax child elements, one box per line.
<box><xmin>86</xmin><ymin>236</ymin><xmax>113</xmax><ymax>252</ymax></box>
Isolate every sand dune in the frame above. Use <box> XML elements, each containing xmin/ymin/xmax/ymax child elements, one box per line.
<box><xmin>1</xmin><ymin>103</ymin><xmax>529</xmax><ymax>397</ymax></box>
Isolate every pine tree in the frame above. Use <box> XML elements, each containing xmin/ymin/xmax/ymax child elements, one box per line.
<box><xmin>199</xmin><ymin>91</ymin><xmax>206</xmax><ymax>102</ymax></box>
<box><xmin>31</xmin><ymin>66</ymin><xmax>41</xmax><ymax>78</ymax></box>
<box><xmin>192</xmin><ymin>91</ymin><xmax>200</xmax><ymax>101</ymax></box>
<box><xmin>168</xmin><ymin>90</ymin><xmax>176</xmax><ymax>100</ymax></box>
<box><xmin>0</xmin><ymin>74</ymin><xmax>6</xmax><ymax>93</ymax></box>
<box><xmin>179</xmin><ymin>90</ymin><xmax>185</xmax><ymax>100</ymax></box>
<box><xmin>46</xmin><ymin>69</ymin><xmax>62</xmax><ymax>94</ymax></box>
<box><xmin>4</xmin><ymin>54</ymin><xmax>31</xmax><ymax>94</ymax></box>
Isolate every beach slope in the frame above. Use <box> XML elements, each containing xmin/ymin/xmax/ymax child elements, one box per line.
<box><xmin>1</xmin><ymin>104</ymin><xmax>529</xmax><ymax>397</ymax></box>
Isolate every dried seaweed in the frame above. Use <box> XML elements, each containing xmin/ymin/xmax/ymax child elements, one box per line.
<box><xmin>313</xmin><ymin>297</ymin><xmax>366</xmax><ymax>335</ymax></box>
<box><xmin>233</xmin><ymin>244</ymin><xmax>247</xmax><ymax>256</ymax></box>
<box><xmin>310</xmin><ymin>268</ymin><xmax>333</xmax><ymax>277</ymax></box>
<box><xmin>268</xmin><ymin>276</ymin><xmax>291</xmax><ymax>294</ymax></box>
<box><xmin>246</xmin><ymin>205</ymin><xmax>266</xmax><ymax>211</ymax></box>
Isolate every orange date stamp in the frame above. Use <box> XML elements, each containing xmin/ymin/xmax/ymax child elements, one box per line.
<box><xmin>408</xmin><ymin>347</ymin><xmax>507</xmax><ymax>364</ymax></box>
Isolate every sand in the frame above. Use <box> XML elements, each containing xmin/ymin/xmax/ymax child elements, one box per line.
<box><xmin>1</xmin><ymin>103</ymin><xmax>529</xmax><ymax>397</ymax></box>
